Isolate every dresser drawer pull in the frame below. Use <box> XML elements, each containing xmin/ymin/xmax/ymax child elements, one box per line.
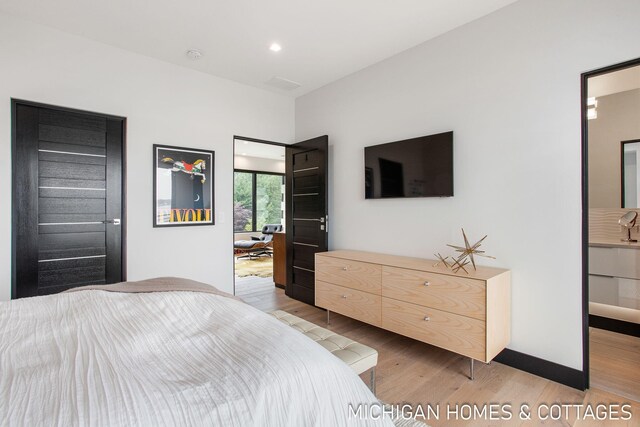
<box><xmin>342</xmin><ymin>295</ymin><xmax>348</xmax><ymax>299</ymax></box>
<box><xmin>342</xmin><ymin>267</ymin><xmax>348</xmax><ymax>271</ymax></box>
<box><xmin>424</xmin><ymin>281</ymin><xmax>430</xmax><ymax>286</ymax></box>
<box><xmin>423</xmin><ymin>316</ymin><xmax>431</xmax><ymax>321</ymax></box>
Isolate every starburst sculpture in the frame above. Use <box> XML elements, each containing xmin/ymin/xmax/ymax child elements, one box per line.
<box><xmin>451</xmin><ymin>256</ymin><xmax>470</xmax><ymax>274</ymax></box>
<box><xmin>445</xmin><ymin>228</ymin><xmax>496</xmax><ymax>273</ymax></box>
<box><xmin>433</xmin><ymin>253</ymin><xmax>451</xmax><ymax>268</ymax></box>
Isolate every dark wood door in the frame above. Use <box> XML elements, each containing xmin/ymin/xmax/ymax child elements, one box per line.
<box><xmin>285</xmin><ymin>136</ymin><xmax>328</xmax><ymax>305</ymax></box>
<box><xmin>12</xmin><ymin>101</ymin><xmax>125</xmax><ymax>298</ymax></box>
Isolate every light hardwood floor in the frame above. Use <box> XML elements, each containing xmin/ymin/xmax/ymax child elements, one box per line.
<box><xmin>235</xmin><ymin>276</ymin><xmax>640</xmax><ymax>426</ymax></box>
<box><xmin>590</xmin><ymin>327</ymin><xmax>640</xmax><ymax>403</ymax></box>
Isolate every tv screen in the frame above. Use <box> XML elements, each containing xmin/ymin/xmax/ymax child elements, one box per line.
<box><xmin>364</xmin><ymin>131</ymin><xmax>453</xmax><ymax>199</ymax></box>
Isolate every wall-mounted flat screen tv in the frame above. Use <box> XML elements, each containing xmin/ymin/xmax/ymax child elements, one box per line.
<box><xmin>364</xmin><ymin>131</ymin><xmax>453</xmax><ymax>199</ymax></box>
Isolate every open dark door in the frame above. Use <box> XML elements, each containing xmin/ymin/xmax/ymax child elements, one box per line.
<box><xmin>285</xmin><ymin>136</ymin><xmax>328</xmax><ymax>305</ymax></box>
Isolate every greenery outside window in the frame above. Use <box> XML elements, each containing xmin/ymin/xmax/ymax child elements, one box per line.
<box><xmin>234</xmin><ymin>170</ymin><xmax>284</xmax><ymax>232</ymax></box>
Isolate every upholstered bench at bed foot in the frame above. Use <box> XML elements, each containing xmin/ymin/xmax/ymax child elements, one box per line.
<box><xmin>268</xmin><ymin>310</ymin><xmax>378</xmax><ymax>394</ymax></box>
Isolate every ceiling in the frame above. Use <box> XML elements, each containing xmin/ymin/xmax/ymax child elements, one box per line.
<box><xmin>0</xmin><ymin>0</ymin><xmax>517</xmax><ymax>97</ymax></box>
<box><xmin>234</xmin><ymin>139</ymin><xmax>285</xmax><ymax>160</ymax></box>
<box><xmin>588</xmin><ymin>65</ymin><xmax>640</xmax><ymax>98</ymax></box>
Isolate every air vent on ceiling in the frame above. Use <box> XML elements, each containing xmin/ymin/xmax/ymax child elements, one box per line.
<box><xmin>265</xmin><ymin>76</ymin><xmax>301</xmax><ymax>91</ymax></box>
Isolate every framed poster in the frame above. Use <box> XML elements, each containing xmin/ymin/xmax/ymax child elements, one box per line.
<box><xmin>153</xmin><ymin>144</ymin><xmax>214</xmax><ymax>227</ymax></box>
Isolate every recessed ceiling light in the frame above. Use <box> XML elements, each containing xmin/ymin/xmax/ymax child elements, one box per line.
<box><xmin>186</xmin><ymin>49</ymin><xmax>202</xmax><ymax>60</ymax></box>
<box><xmin>269</xmin><ymin>43</ymin><xmax>282</xmax><ymax>52</ymax></box>
<box><xmin>243</xmin><ymin>141</ymin><xmax>249</xmax><ymax>144</ymax></box>
<box><xmin>241</xmin><ymin>152</ymin><xmax>247</xmax><ymax>156</ymax></box>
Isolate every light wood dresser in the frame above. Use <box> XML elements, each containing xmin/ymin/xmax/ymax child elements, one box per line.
<box><xmin>315</xmin><ymin>250</ymin><xmax>511</xmax><ymax>378</ymax></box>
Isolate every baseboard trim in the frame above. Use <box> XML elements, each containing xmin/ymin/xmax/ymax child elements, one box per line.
<box><xmin>590</xmin><ymin>314</ymin><xmax>640</xmax><ymax>338</ymax></box>
<box><xmin>494</xmin><ymin>349</ymin><xmax>586</xmax><ymax>390</ymax></box>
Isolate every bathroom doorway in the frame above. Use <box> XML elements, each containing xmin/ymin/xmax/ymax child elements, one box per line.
<box><xmin>582</xmin><ymin>58</ymin><xmax>640</xmax><ymax>400</ymax></box>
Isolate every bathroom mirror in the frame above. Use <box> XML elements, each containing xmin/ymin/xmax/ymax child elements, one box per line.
<box><xmin>622</xmin><ymin>140</ymin><xmax>640</xmax><ymax>208</ymax></box>
<box><xmin>586</xmin><ymin>66</ymin><xmax>640</xmax><ymax>209</ymax></box>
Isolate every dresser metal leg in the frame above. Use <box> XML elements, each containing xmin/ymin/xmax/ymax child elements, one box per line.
<box><xmin>327</xmin><ymin>310</ymin><xmax>330</xmax><ymax>325</ymax></box>
<box><xmin>370</xmin><ymin>367</ymin><xmax>376</xmax><ymax>395</ymax></box>
<box><xmin>469</xmin><ymin>358</ymin><xmax>474</xmax><ymax>380</ymax></box>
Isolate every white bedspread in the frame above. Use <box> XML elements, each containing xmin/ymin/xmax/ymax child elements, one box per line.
<box><xmin>0</xmin><ymin>288</ymin><xmax>391</xmax><ymax>426</ymax></box>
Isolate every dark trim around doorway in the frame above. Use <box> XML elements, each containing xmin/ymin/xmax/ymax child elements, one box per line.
<box><xmin>580</xmin><ymin>56</ymin><xmax>640</xmax><ymax>390</ymax></box>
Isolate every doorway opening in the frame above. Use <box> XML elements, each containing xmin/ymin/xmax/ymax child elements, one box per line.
<box><xmin>582</xmin><ymin>58</ymin><xmax>640</xmax><ymax>401</ymax></box>
<box><xmin>232</xmin><ymin>137</ymin><xmax>287</xmax><ymax>299</ymax></box>
<box><xmin>232</xmin><ymin>134</ymin><xmax>329</xmax><ymax>306</ymax></box>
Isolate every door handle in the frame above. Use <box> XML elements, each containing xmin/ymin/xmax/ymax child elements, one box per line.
<box><xmin>103</xmin><ymin>219</ymin><xmax>121</xmax><ymax>225</ymax></box>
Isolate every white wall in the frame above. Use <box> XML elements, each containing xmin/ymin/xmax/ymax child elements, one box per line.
<box><xmin>0</xmin><ymin>14</ymin><xmax>294</xmax><ymax>300</ymax></box>
<box><xmin>296</xmin><ymin>0</ymin><xmax>640</xmax><ymax>370</ymax></box>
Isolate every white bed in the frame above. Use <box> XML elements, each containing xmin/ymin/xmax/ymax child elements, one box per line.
<box><xmin>0</xmin><ymin>278</ymin><xmax>392</xmax><ymax>426</ymax></box>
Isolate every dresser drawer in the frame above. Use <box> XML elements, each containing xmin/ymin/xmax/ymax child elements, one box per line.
<box><xmin>382</xmin><ymin>297</ymin><xmax>486</xmax><ymax>361</ymax></box>
<box><xmin>316</xmin><ymin>281</ymin><xmax>381</xmax><ymax>326</ymax></box>
<box><xmin>316</xmin><ymin>256</ymin><xmax>381</xmax><ymax>293</ymax></box>
<box><xmin>382</xmin><ymin>266</ymin><xmax>486</xmax><ymax>320</ymax></box>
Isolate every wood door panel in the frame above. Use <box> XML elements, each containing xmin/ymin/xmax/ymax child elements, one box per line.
<box><xmin>39</xmin><ymin>150</ymin><xmax>106</xmax><ymax>166</ymax></box>
<box><xmin>292</xmin><ymin>195</ymin><xmax>321</xmax><ymax>218</ymax></box>
<box><xmin>292</xmin><ymin>242</ymin><xmax>317</xmax><ymax>271</ymax></box>
<box><xmin>39</xmin><ymin>187</ymin><xmax>107</xmax><ymax>199</ymax></box>
<box><xmin>293</xmin><ymin>150</ymin><xmax>321</xmax><ymax>170</ymax></box>
<box><xmin>39</xmin><ymin>198</ymin><xmax>105</xmax><ymax>214</ymax></box>
<box><xmin>382</xmin><ymin>266</ymin><xmax>486</xmax><ymax>320</ymax></box>
<box><xmin>39</xmin><ymin>177</ymin><xmax>106</xmax><ymax>189</ymax></box>
<box><xmin>104</xmin><ymin>118</ymin><xmax>123</xmax><ymax>285</ymax></box>
<box><xmin>382</xmin><ymin>297</ymin><xmax>486</xmax><ymax>361</ymax></box>
<box><xmin>39</xmin><ymin>247</ymin><xmax>107</xmax><ymax>261</ymax></box>
<box><xmin>292</xmin><ymin>267</ymin><xmax>315</xmax><ymax>289</ymax></box>
<box><xmin>39</xmin><ymin>124</ymin><xmax>106</xmax><ymax>147</ymax></box>
<box><xmin>39</xmin><ymin>213</ymin><xmax>107</xmax><ymax>224</ymax></box>
<box><xmin>291</xmin><ymin>221</ymin><xmax>322</xmax><ymax>245</ymax></box>
<box><xmin>292</xmin><ymin>173</ymin><xmax>319</xmax><ymax>192</ymax></box>
<box><xmin>39</xmin><ymin>160</ymin><xmax>106</xmax><ymax>180</ymax></box>
<box><xmin>39</xmin><ymin>108</ymin><xmax>107</xmax><ymax>132</ymax></box>
<box><xmin>13</xmin><ymin>104</ymin><xmax>39</xmax><ymax>299</ymax></box>
<box><xmin>38</xmin><ymin>266</ymin><xmax>106</xmax><ymax>289</ymax></box>
<box><xmin>39</xmin><ymin>223</ymin><xmax>106</xmax><ymax>234</ymax></box>
<box><xmin>39</xmin><ymin>140</ymin><xmax>106</xmax><ymax>156</ymax></box>
<box><xmin>38</xmin><ymin>256</ymin><xmax>106</xmax><ymax>271</ymax></box>
<box><xmin>39</xmin><ymin>232</ymin><xmax>105</xmax><ymax>251</ymax></box>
